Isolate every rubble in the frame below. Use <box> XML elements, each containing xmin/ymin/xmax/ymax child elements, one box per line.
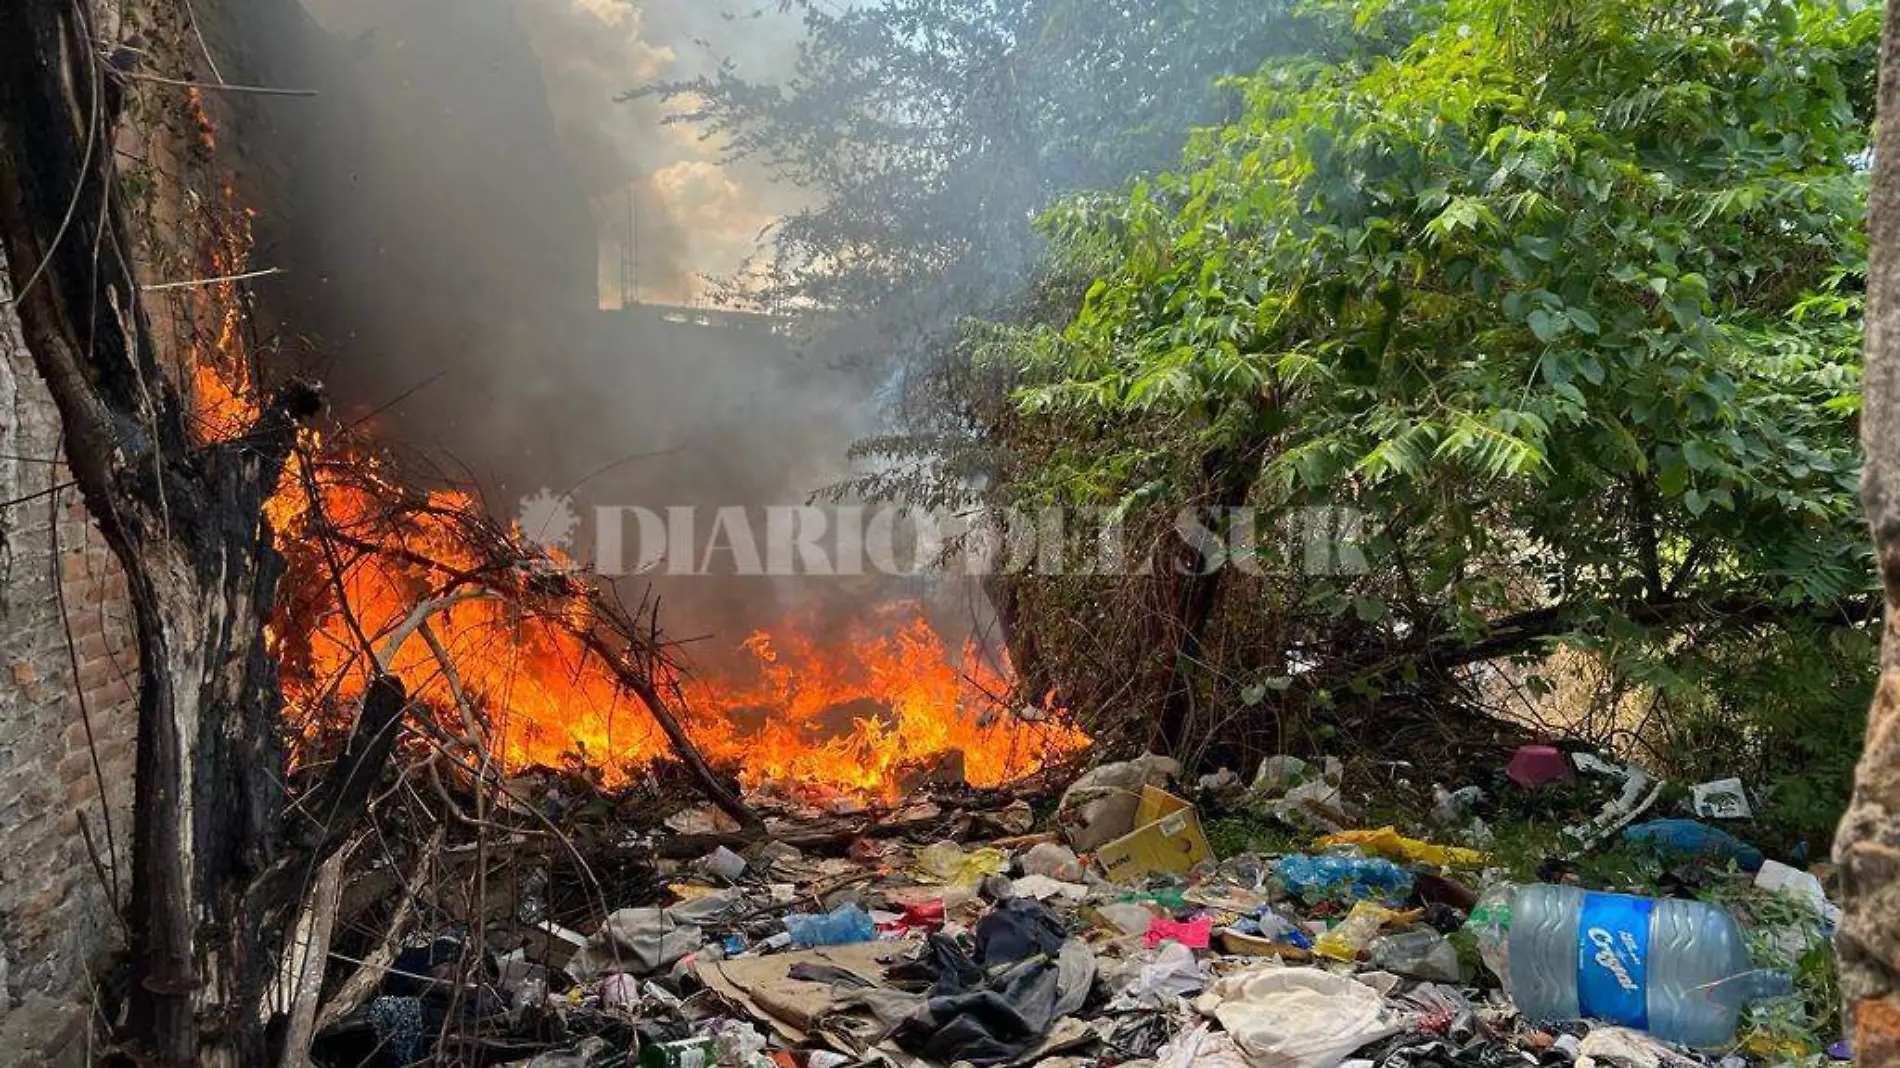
<box><xmin>310</xmin><ymin>749</ymin><xmax>1844</xmax><ymax>1068</ymax></box>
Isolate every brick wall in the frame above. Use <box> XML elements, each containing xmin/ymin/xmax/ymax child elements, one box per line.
<box><xmin>0</xmin><ymin>274</ymin><xmax>139</xmax><ymax>1064</ymax></box>
<box><xmin>0</xmin><ymin>0</ymin><xmax>251</xmax><ymax>1059</ymax></box>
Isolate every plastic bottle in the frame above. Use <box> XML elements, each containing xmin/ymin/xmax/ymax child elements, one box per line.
<box><xmin>1369</xmin><ymin>929</ymin><xmax>1461</xmax><ymax>982</ymax></box>
<box><xmin>1475</xmin><ymin>884</ymin><xmax>1791</xmax><ymax>1047</ymax></box>
<box><xmin>783</xmin><ymin>902</ymin><xmax>877</xmax><ymax>947</ymax></box>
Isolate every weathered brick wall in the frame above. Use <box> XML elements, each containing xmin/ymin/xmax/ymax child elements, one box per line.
<box><xmin>0</xmin><ymin>273</ymin><xmax>139</xmax><ymax>1063</ymax></box>
<box><xmin>0</xmin><ymin>0</ymin><xmax>251</xmax><ymax>1058</ymax></box>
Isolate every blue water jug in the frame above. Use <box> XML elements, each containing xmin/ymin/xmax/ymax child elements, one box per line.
<box><xmin>1485</xmin><ymin>884</ymin><xmax>1791</xmax><ymax>1047</ymax></box>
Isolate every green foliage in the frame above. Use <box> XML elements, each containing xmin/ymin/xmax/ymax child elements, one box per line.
<box><xmin>987</xmin><ymin>0</ymin><xmax>1877</xmax><ymax>826</ymax></box>
<box><xmin>1633</xmin><ymin>622</ymin><xmax>1875</xmax><ymax>850</ymax></box>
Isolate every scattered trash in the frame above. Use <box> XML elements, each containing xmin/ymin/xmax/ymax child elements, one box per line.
<box><xmin>914</xmin><ymin>840</ymin><xmax>1010</xmax><ymax>885</ymax></box>
<box><xmin>1097</xmin><ymin>786</ymin><xmax>1213</xmax><ymax>881</ymax></box>
<box><xmin>1021</xmin><ymin>841</ymin><xmax>1084</xmax><ymax>882</ymax></box>
<box><xmin>1622</xmin><ymin>819</ymin><xmax>1766</xmax><ymax>872</ymax></box>
<box><xmin>1116</xmin><ymin>939</ymin><xmax>1206</xmax><ymax>1007</ymax></box>
<box><xmin>570</xmin><ymin>905</ymin><xmax>709</xmax><ymax>979</ymax></box>
<box><xmin>1275</xmin><ymin>854</ymin><xmax>1414</xmax><ymax>902</ymax></box>
<box><xmin>1205</xmin><ymin>967</ymin><xmax>1401</xmax><ymax>1068</ymax></box>
<box><xmin>1574</xmin><ymin>1026</ymin><xmax>1704</xmax><ymax>1068</ymax></box>
<box><xmin>1056</xmin><ymin>752</ymin><xmax>1180</xmax><ymax>851</ymax></box>
<box><xmin>1368</xmin><ymin>929</ymin><xmax>1461</xmax><ymax>982</ymax></box>
<box><xmin>1316</xmin><ymin>826</ymin><xmax>1485</xmax><ymax>868</ymax></box>
<box><xmin>700</xmin><ymin>844</ymin><xmax>749</xmax><ymax>881</ymax></box>
<box><xmin>665</xmin><ymin>804</ymin><xmax>743</xmax><ymax>836</ymax></box>
<box><xmin>1691</xmin><ymin>778</ymin><xmax>1754</xmax><ymax>821</ymax></box>
<box><xmin>1199</xmin><ymin>767</ymin><xmax>1248</xmax><ymax>802</ymax></box>
<box><xmin>1011</xmin><ymin>872</ymin><xmax>1090</xmax><ymax>904</ymax></box>
<box><xmin>1145</xmin><ymin>914</ymin><xmax>1214</xmax><ymax>949</ymax></box>
<box><xmin>785</xmin><ymin>902</ymin><xmax>878</xmax><ymax>947</ymax></box>
<box><xmin>316</xmin><ymin>743</ymin><xmax>1843</xmax><ymax>1068</ymax></box>
<box><xmin>1428</xmin><ymin>785</ymin><xmax>1485</xmax><ymax>827</ymax></box>
<box><xmin>1754</xmin><ymin>859</ymin><xmax>1840</xmax><ymax>924</ymax></box>
<box><xmin>1252</xmin><ymin>754</ymin><xmax>1352</xmax><ymax>831</ymax></box>
<box><xmin>1315</xmin><ymin>902</ymin><xmax>1408</xmax><ymax>961</ymax></box>
<box><xmin>1507</xmin><ymin>745</ymin><xmax>1574</xmax><ymax>789</ymax></box>
<box><xmin>1567</xmin><ymin>754</ymin><xmax>1664</xmax><ymax>850</ymax></box>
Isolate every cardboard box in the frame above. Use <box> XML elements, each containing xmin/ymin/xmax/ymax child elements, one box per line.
<box><xmin>1095</xmin><ymin>786</ymin><xmax>1213</xmax><ymax>881</ymax></box>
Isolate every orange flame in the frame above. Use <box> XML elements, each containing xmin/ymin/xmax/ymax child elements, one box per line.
<box><xmin>186</xmin><ymin>206</ymin><xmax>1086</xmax><ymax>797</ymax></box>
<box><xmin>689</xmin><ymin>608</ymin><xmax>1087</xmax><ymax>795</ymax></box>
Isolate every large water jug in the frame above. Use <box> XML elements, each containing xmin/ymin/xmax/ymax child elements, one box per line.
<box><xmin>1484</xmin><ymin>884</ymin><xmax>1791</xmax><ymax>1047</ymax></box>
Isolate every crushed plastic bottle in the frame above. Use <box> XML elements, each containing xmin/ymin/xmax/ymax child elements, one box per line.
<box><xmin>784</xmin><ymin>902</ymin><xmax>877</xmax><ymax>947</ymax></box>
<box><xmin>1471</xmin><ymin>883</ymin><xmax>1791</xmax><ymax>1047</ymax></box>
<box><xmin>1273</xmin><ymin>854</ymin><xmax>1414</xmax><ymax>902</ymax></box>
<box><xmin>1369</xmin><ymin>929</ymin><xmax>1461</xmax><ymax>982</ymax></box>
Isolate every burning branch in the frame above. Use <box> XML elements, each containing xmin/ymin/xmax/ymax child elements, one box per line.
<box><xmin>271</xmin><ymin>445</ymin><xmax>760</xmax><ymax>829</ymax></box>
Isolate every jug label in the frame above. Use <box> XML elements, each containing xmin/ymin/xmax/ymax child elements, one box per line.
<box><xmin>1577</xmin><ymin>892</ymin><xmax>1651</xmax><ymax>1029</ymax></box>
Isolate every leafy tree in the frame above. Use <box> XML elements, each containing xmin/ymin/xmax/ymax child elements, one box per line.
<box><xmin>641</xmin><ymin>0</ymin><xmax>1323</xmax><ymax>325</ymax></box>
<box><xmin>991</xmin><ymin>0</ymin><xmax>1879</xmax><ymax>768</ymax></box>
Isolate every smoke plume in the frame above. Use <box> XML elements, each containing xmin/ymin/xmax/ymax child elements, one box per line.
<box><xmin>235</xmin><ymin>0</ymin><xmax>905</xmax><ymax>655</ymax></box>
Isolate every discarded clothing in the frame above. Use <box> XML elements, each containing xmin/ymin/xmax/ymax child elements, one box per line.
<box><xmin>1113</xmin><ymin>939</ymin><xmax>1206</xmax><ymax>1008</ymax></box>
<box><xmin>1206</xmin><ymin>967</ymin><xmax>1400</xmax><ymax>1068</ymax></box>
<box><xmin>889</xmin><ymin>935</ymin><xmax>1095</xmax><ymax>1066</ymax></box>
<box><xmin>975</xmin><ymin>896</ymin><xmax>1069</xmax><ymax>968</ymax></box>
<box><xmin>1145</xmin><ymin>914</ymin><xmax>1214</xmax><ymax>949</ymax></box>
<box><xmin>568</xmin><ymin>907</ymin><xmax>705</xmax><ymax>979</ymax></box>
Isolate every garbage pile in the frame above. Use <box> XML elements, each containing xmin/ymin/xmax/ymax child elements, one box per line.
<box><xmin>313</xmin><ymin>748</ymin><xmax>1846</xmax><ymax>1068</ymax></box>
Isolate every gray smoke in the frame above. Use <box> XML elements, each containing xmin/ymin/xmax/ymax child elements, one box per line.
<box><xmin>232</xmin><ymin>0</ymin><xmax>915</xmax><ymax>656</ymax></box>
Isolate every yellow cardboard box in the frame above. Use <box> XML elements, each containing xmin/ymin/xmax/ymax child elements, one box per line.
<box><xmin>1095</xmin><ymin>786</ymin><xmax>1213</xmax><ymax>881</ymax></box>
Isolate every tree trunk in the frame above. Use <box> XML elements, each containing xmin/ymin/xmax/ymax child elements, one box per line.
<box><xmin>0</xmin><ymin>3</ymin><xmax>376</xmax><ymax>1064</ymax></box>
<box><xmin>1839</xmin><ymin>0</ymin><xmax>1900</xmax><ymax>1060</ymax></box>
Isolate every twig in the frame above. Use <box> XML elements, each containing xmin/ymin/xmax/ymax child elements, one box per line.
<box><xmin>373</xmin><ymin>591</ymin><xmax>497</xmax><ymax>672</ymax></box>
<box><xmin>140</xmin><ymin>265</ymin><xmax>283</xmax><ymax>291</ymax></box>
<box><xmin>111</xmin><ymin>69</ymin><xmax>317</xmax><ymax>96</ymax></box>
<box><xmin>277</xmin><ymin>845</ymin><xmax>347</xmax><ymax>1068</ymax></box>
<box><xmin>0</xmin><ymin>479</ymin><xmax>78</xmax><ymax>511</ymax></box>
<box><xmin>313</xmin><ymin>828</ymin><xmax>442</xmax><ymax>1033</ymax></box>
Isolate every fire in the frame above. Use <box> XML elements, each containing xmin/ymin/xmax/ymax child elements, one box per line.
<box><xmin>689</xmin><ymin>607</ymin><xmax>1088</xmax><ymax>795</ymax></box>
<box><xmin>183</xmin><ymin>201</ymin><xmax>1085</xmax><ymax>797</ymax></box>
<box><xmin>266</xmin><ymin>462</ymin><xmax>1085</xmax><ymax>795</ymax></box>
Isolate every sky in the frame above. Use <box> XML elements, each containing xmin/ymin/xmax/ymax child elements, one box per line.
<box><xmin>515</xmin><ymin>0</ymin><xmax>807</xmax><ymax>306</ymax></box>
<box><xmin>301</xmin><ymin>0</ymin><xmax>807</xmax><ymax>306</ymax></box>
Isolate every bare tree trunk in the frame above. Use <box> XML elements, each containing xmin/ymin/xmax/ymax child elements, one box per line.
<box><xmin>0</xmin><ymin>3</ymin><xmax>389</xmax><ymax>1064</ymax></box>
<box><xmin>1840</xmin><ymin>1</ymin><xmax>1900</xmax><ymax>1061</ymax></box>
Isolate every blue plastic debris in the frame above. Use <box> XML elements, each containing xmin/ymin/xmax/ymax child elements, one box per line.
<box><xmin>1622</xmin><ymin>819</ymin><xmax>1765</xmax><ymax>872</ymax></box>
<box><xmin>1273</xmin><ymin>854</ymin><xmax>1414</xmax><ymax>902</ymax></box>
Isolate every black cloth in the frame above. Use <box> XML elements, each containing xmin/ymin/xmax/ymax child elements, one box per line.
<box><xmin>974</xmin><ymin>897</ymin><xmax>1067</xmax><ymax>968</ymax></box>
<box><xmin>892</xmin><ymin>958</ymin><xmax>1062</xmax><ymax>1066</ymax></box>
<box><xmin>887</xmin><ymin>899</ymin><xmax>1077</xmax><ymax>1066</ymax></box>
<box><xmin>1368</xmin><ymin>1034</ymin><xmax>1541</xmax><ymax>1068</ymax></box>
